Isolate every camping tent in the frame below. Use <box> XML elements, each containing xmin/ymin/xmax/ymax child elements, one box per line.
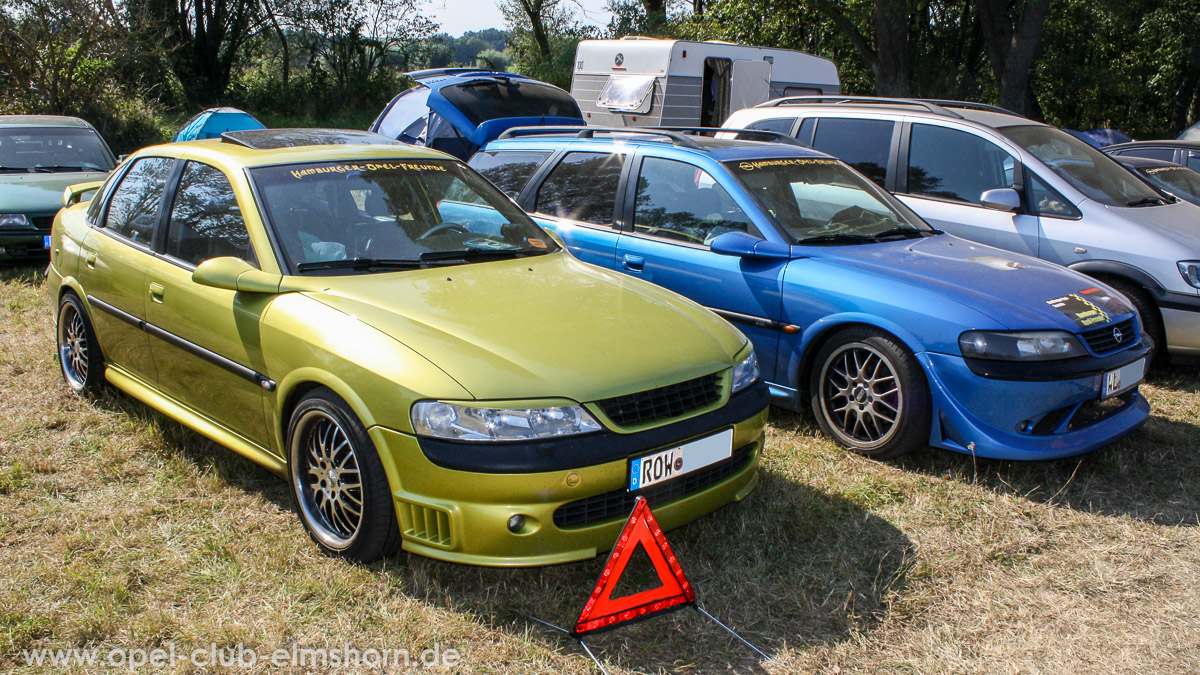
<box><xmin>173</xmin><ymin>108</ymin><xmax>265</xmax><ymax>142</ymax></box>
<box><xmin>369</xmin><ymin>69</ymin><xmax>584</xmax><ymax>159</ymax></box>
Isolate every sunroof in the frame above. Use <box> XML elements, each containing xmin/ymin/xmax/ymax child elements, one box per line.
<box><xmin>220</xmin><ymin>128</ymin><xmax>403</xmax><ymax>150</ymax></box>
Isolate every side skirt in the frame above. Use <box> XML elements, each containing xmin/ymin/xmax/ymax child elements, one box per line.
<box><xmin>105</xmin><ymin>365</ymin><xmax>287</xmax><ymax>477</ymax></box>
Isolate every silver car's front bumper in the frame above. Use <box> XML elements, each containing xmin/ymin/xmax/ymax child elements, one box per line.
<box><xmin>1163</xmin><ymin>307</ymin><xmax>1200</xmax><ymax>359</ymax></box>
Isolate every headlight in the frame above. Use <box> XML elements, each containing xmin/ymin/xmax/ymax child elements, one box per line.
<box><xmin>731</xmin><ymin>350</ymin><xmax>760</xmax><ymax>393</ymax></box>
<box><xmin>1178</xmin><ymin>261</ymin><xmax>1200</xmax><ymax>289</ymax></box>
<box><xmin>0</xmin><ymin>214</ymin><xmax>31</xmax><ymax>230</ymax></box>
<box><xmin>959</xmin><ymin>330</ymin><xmax>1087</xmax><ymax>361</ymax></box>
<box><xmin>411</xmin><ymin>401</ymin><xmax>601</xmax><ymax>442</ymax></box>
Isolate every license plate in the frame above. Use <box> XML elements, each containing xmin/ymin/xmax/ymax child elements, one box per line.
<box><xmin>629</xmin><ymin>428</ymin><xmax>733</xmax><ymax>491</ymax></box>
<box><xmin>43</xmin><ymin>235</ymin><xmax>51</xmax><ymax>249</ymax></box>
<box><xmin>1102</xmin><ymin>357</ymin><xmax>1146</xmax><ymax>398</ymax></box>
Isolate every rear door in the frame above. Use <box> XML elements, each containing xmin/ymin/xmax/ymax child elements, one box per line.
<box><xmin>894</xmin><ymin>122</ymin><xmax>1040</xmax><ymax>257</ymax></box>
<box><xmin>77</xmin><ymin>156</ymin><xmax>175</xmax><ymax>383</ymax></box>
<box><xmin>614</xmin><ymin>153</ymin><xmax>785</xmax><ymax>378</ymax></box>
<box><xmin>524</xmin><ymin>150</ymin><xmax>628</xmax><ymax>269</ymax></box>
<box><xmin>143</xmin><ymin>159</ymin><xmax>271</xmax><ymax>447</ymax></box>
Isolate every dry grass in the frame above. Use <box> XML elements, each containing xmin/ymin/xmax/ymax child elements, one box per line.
<box><xmin>1</xmin><ymin>266</ymin><xmax>1198</xmax><ymax>673</ymax></box>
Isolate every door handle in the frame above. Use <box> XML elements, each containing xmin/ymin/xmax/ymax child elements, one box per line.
<box><xmin>84</xmin><ymin>251</ymin><xmax>96</xmax><ymax>269</ymax></box>
<box><xmin>621</xmin><ymin>254</ymin><xmax>644</xmax><ymax>272</ymax></box>
<box><xmin>148</xmin><ymin>282</ymin><xmax>165</xmax><ymax>303</ymax></box>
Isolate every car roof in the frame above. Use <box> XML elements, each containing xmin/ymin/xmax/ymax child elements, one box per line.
<box><xmin>1106</xmin><ymin>139</ymin><xmax>1200</xmax><ymax>151</ymax></box>
<box><xmin>0</xmin><ymin>115</ymin><xmax>94</xmax><ymax>129</ymax></box>
<box><xmin>485</xmin><ymin>129</ymin><xmax>834</xmax><ymax>162</ymax></box>
<box><xmin>134</xmin><ymin>128</ymin><xmax>454</xmax><ymax>167</ymax></box>
<box><xmin>732</xmin><ymin>98</ymin><xmax>1046</xmax><ymax>131</ymax></box>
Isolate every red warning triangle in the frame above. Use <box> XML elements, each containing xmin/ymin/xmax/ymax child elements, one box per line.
<box><xmin>572</xmin><ymin>497</ymin><xmax>695</xmax><ymax>635</ymax></box>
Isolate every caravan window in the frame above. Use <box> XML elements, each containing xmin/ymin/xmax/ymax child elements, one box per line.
<box><xmin>597</xmin><ymin>75</ymin><xmax>656</xmax><ymax>111</ymax></box>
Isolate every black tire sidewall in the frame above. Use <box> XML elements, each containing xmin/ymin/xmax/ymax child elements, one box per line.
<box><xmin>57</xmin><ymin>292</ymin><xmax>104</xmax><ymax>395</ymax></box>
<box><xmin>1098</xmin><ymin>278</ymin><xmax>1164</xmax><ymax>364</ymax></box>
<box><xmin>287</xmin><ymin>388</ymin><xmax>401</xmax><ymax>562</ymax></box>
<box><xmin>809</xmin><ymin>328</ymin><xmax>931</xmax><ymax>459</ymax></box>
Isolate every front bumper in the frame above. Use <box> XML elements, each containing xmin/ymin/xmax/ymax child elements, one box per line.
<box><xmin>920</xmin><ymin>349</ymin><xmax>1150</xmax><ymax>461</ymax></box>
<box><xmin>0</xmin><ymin>231</ymin><xmax>51</xmax><ymax>262</ymax></box>
<box><xmin>368</xmin><ymin>385</ymin><xmax>769</xmax><ymax>566</ymax></box>
<box><xmin>1151</xmin><ymin>287</ymin><xmax>1200</xmax><ymax>361</ymax></box>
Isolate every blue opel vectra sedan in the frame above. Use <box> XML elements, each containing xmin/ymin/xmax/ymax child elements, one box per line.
<box><xmin>469</xmin><ymin>128</ymin><xmax>1152</xmax><ymax>460</ymax></box>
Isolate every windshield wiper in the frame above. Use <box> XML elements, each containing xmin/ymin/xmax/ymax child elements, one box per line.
<box><xmin>1126</xmin><ymin>197</ymin><xmax>1169</xmax><ymax>207</ymax></box>
<box><xmin>418</xmin><ymin>248</ymin><xmax>544</xmax><ymax>262</ymax></box>
<box><xmin>31</xmin><ymin>164</ymin><xmax>104</xmax><ymax>173</ymax></box>
<box><xmin>797</xmin><ymin>233</ymin><xmax>877</xmax><ymax>245</ymax></box>
<box><xmin>869</xmin><ymin>227</ymin><xmax>930</xmax><ymax>240</ymax></box>
<box><xmin>296</xmin><ymin>257</ymin><xmax>431</xmax><ymax>272</ymax></box>
<box><xmin>0</xmin><ymin>165</ymin><xmax>30</xmax><ymax>173</ymax></box>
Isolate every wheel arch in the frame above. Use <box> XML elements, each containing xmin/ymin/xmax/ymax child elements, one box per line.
<box><xmin>790</xmin><ymin>314</ymin><xmax>928</xmax><ymax>400</ymax></box>
<box><xmin>274</xmin><ymin>368</ymin><xmax>380</xmax><ymax>461</ymax></box>
<box><xmin>1067</xmin><ymin>260</ymin><xmax>1163</xmax><ymax>293</ymax></box>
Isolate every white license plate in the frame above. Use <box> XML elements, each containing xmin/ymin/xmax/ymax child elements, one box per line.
<box><xmin>43</xmin><ymin>235</ymin><xmax>51</xmax><ymax>249</ymax></box>
<box><xmin>1102</xmin><ymin>357</ymin><xmax>1146</xmax><ymax>398</ymax></box>
<box><xmin>629</xmin><ymin>428</ymin><xmax>733</xmax><ymax>491</ymax></box>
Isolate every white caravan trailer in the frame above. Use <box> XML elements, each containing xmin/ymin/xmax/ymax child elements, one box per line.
<box><xmin>571</xmin><ymin>37</ymin><xmax>840</xmax><ymax>127</ymax></box>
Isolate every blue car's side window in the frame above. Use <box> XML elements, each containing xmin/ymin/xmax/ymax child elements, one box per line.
<box><xmin>468</xmin><ymin>150</ymin><xmax>550</xmax><ymax>199</ymax></box>
<box><xmin>535</xmin><ymin>152</ymin><xmax>623</xmax><ymax>226</ymax></box>
<box><xmin>632</xmin><ymin>157</ymin><xmax>752</xmax><ymax>246</ymax></box>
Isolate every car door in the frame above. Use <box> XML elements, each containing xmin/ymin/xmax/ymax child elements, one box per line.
<box><xmin>524</xmin><ymin>150</ymin><xmax>627</xmax><ymax>269</ymax></box>
<box><xmin>77</xmin><ymin>156</ymin><xmax>175</xmax><ymax>383</ymax></box>
<box><xmin>143</xmin><ymin>159</ymin><xmax>271</xmax><ymax>447</ymax></box>
<box><xmin>894</xmin><ymin>122</ymin><xmax>1040</xmax><ymax>257</ymax></box>
<box><xmin>614</xmin><ymin>153</ymin><xmax>785</xmax><ymax>380</ymax></box>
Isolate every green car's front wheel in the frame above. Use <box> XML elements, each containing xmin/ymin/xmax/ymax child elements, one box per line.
<box><xmin>288</xmin><ymin>389</ymin><xmax>401</xmax><ymax>562</ymax></box>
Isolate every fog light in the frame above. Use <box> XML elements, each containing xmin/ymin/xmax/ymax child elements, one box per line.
<box><xmin>1018</xmin><ymin>420</ymin><xmax>1032</xmax><ymax>433</ymax></box>
<box><xmin>506</xmin><ymin>514</ymin><xmax>525</xmax><ymax>533</ymax></box>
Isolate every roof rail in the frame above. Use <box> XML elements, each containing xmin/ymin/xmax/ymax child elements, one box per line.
<box><xmin>755</xmin><ymin>96</ymin><xmax>963</xmax><ymax>119</ymax></box>
<box><xmin>648</xmin><ymin>126</ymin><xmax>808</xmax><ymax>147</ymax></box>
<box><xmin>912</xmin><ymin>99</ymin><xmax>1024</xmax><ymax>118</ymax></box>
<box><xmin>404</xmin><ymin>68</ymin><xmax>526</xmax><ymax>81</ymax></box>
<box><xmin>496</xmin><ymin>126</ymin><xmax>706</xmax><ymax>149</ymax></box>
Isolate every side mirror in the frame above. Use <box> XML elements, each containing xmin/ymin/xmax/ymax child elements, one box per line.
<box><xmin>62</xmin><ymin>181</ymin><xmax>103</xmax><ymax>206</ymax></box>
<box><xmin>192</xmin><ymin>257</ymin><xmax>281</xmax><ymax>293</ymax></box>
<box><xmin>709</xmin><ymin>231</ymin><xmax>791</xmax><ymax>259</ymax></box>
<box><xmin>980</xmin><ymin>188</ymin><xmax>1021</xmax><ymax>213</ymax></box>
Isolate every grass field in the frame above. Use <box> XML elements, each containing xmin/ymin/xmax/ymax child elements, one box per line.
<box><xmin>2</xmin><ymin>266</ymin><xmax>1198</xmax><ymax>673</ymax></box>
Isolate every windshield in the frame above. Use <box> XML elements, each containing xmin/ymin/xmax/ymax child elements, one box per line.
<box><xmin>1138</xmin><ymin>164</ymin><xmax>1200</xmax><ymax>202</ymax></box>
<box><xmin>1000</xmin><ymin>125</ymin><xmax>1164</xmax><ymax>207</ymax></box>
<box><xmin>250</xmin><ymin>159</ymin><xmax>557</xmax><ymax>274</ymax></box>
<box><xmin>726</xmin><ymin>157</ymin><xmax>932</xmax><ymax>244</ymax></box>
<box><xmin>0</xmin><ymin>126</ymin><xmax>114</xmax><ymax>172</ymax></box>
<box><xmin>440</xmin><ymin>79</ymin><xmax>582</xmax><ymax>127</ymax></box>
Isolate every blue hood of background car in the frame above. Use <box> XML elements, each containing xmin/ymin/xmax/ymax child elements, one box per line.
<box><xmin>802</xmin><ymin>234</ymin><xmax>1131</xmax><ymax>331</ymax></box>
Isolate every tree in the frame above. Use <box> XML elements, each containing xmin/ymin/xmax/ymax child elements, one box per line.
<box><xmin>293</xmin><ymin>0</ymin><xmax>434</xmax><ymax>91</ymax></box>
<box><xmin>812</xmin><ymin>0</ymin><xmax>917</xmax><ymax>96</ymax></box>
<box><xmin>975</xmin><ymin>0</ymin><xmax>1049</xmax><ymax>115</ymax></box>
<box><xmin>501</xmin><ymin>0</ymin><xmax>595</xmax><ymax>88</ymax></box>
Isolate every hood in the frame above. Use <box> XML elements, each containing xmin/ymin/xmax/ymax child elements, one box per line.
<box><xmin>808</xmin><ymin>234</ymin><xmax>1134</xmax><ymax>331</ymax></box>
<box><xmin>0</xmin><ymin>171</ymin><xmax>109</xmax><ymax>214</ymax></box>
<box><xmin>297</xmin><ymin>252</ymin><xmax>747</xmax><ymax>402</ymax></box>
<box><xmin>1105</xmin><ymin>199</ymin><xmax>1200</xmax><ymax>251</ymax></box>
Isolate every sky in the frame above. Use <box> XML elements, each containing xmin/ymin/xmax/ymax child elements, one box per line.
<box><xmin>428</xmin><ymin>0</ymin><xmax>614</xmax><ymax>37</ymax></box>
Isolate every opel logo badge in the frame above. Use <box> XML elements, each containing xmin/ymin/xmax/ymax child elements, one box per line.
<box><xmin>1113</xmin><ymin>326</ymin><xmax>1123</xmax><ymax>343</ymax></box>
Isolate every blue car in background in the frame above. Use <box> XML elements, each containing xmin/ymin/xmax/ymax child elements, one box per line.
<box><xmin>471</xmin><ymin>128</ymin><xmax>1153</xmax><ymax>460</ymax></box>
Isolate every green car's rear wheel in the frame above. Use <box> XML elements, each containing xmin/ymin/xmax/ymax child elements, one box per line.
<box><xmin>288</xmin><ymin>389</ymin><xmax>401</xmax><ymax>562</ymax></box>
<box><xmin>56</xmin><ymin>292</ymin><xmax>105</xmax><ymax>395</ymax></box>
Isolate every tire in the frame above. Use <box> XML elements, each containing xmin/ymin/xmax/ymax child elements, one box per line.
<box><xmin>287</xmin><ymin>388</ymin><xmax>402</xmax><ymax>562</ymax></box>
<box><xmin>56</xmin><ymin>292</ymin><xmax>105</xmax><ymax>395</ymax></box>
<box><xmin>809</xmin><ymin>327</ymin><xmax>931</xmax><ymax>459</ymax></box>
<box><xmin>1099</xmin><ymin>277</ymin><xmax>1165</xmax><ymax>365</ymax></box>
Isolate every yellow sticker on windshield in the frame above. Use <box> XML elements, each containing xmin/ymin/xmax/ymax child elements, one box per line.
<box><xmin>288</xmin><ymin>162</ymin><xmax>446</xmax><ymax>180</ymax></box>
<box><xmin>736</xmin><ymin>158</ymin><xmax>839</xmax><ymax>171</ymax></box>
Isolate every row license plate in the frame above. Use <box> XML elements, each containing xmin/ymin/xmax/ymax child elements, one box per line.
<box><xmin>1102</xmin><ymin>357</ymin><xmax>1146</xmax><ymax>398</ymax></box>
<box><xmin>629</xmin><ymin>428</ymin><xmax>733</xmax><ymax>492</ymax></box>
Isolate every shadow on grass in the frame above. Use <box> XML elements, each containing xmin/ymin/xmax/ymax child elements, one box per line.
<box><xmin>0</xmin><ymin>263</ymin><xmax>47</xmax><ymax>286</ymax></box>
<box><xmin>92</xmin><ymin>391</ymin><xmax>912</xmax><ymax>672</ymax></box>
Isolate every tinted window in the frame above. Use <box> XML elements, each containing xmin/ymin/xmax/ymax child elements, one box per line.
<box><xmin>796</xmin><ymin>118</ymin><xmax>815</xmax><ymax>145</ymax></box>
<box><xmin>907</xmin><ymin>124</ymin><xmax>1014</xmax><ymax>204</ymax></box>
<box><xmin>104</xmin><ymin>157</ymin><xmax>173</xmax><ymax>244</ymax></box>
<box><xmin>1027</xmin><ymin>172</ymin><xmax>1081</xmax><ymax>219</ymax></box>
<box><xmin>1139</xmin><ymin>164</ymin><xmax>1200</xmax><ymax>202</ymax></box>
<box><xmin>440</xmin><ymin>81</ymin><xmax>582</xmax><ymax>128</ymax></box>
<box><xmin>468</xmin><ymin>150</ymin><xmax>550</xmax><ymax>197</ymax></box>
<box><xmin>811</xmin><ymin>118</ymin><xmax>894</xmax><ymax>185</ymax></box>
<box><xmin>1117</xmin><ymin>147</ymin><xmax>1175</xmax><ymax>162</ymax></box>
<box><xmin>165</xmin><ymin>162</ymin><xmax>257</xmax><ymax>267</ymax></box>
<box><xmin>535</xmin><ymin>152</ymin><xmax>624</xmax><ymax>225</ymax></box>
<box><xmin>744</xmin><ymin>118</ymin><xmax>795</xmax><ymax>134</ymax></box>
<box><xmin>1188</xmin><ymin>152</ymin><xmax>1200</xmax><ymax>172</ymax></box>
<box><xmin>632</xmin><ymin>158</ymin><xmax>752</xmax><ymax>245</ymax></box>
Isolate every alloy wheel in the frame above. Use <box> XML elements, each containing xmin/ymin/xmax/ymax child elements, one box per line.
<box><xmin>292</xmin><ymin>410</ymin><xmax>365</xmax><ymax>550</ymax></box>
<box><xmin>819</xmin><ymin>343</ymin><xmax>903</xmax><ymax>449</ymax></box>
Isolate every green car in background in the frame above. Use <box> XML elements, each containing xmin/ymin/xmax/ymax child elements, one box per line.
<box><xmin>47</xmin><ymin>129</ymin><xmax>768</xmax><ymax>565</ymax></box>
<box><xmin>1</xmin><ymin>115</ymin><xmax>116</xmax><ymax>263</ymax></box>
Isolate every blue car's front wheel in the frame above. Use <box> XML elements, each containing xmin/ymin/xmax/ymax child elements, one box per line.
<box><xmin>810</xmin><ymin>328</ymin><xmax>930</xmax><ymax>459</ymax></box>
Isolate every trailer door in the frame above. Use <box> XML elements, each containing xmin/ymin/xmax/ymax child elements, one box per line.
<box><xmin>730</xmin><ymin>60</ymin><xmax>772</xmax><ymax>115</ymax></box>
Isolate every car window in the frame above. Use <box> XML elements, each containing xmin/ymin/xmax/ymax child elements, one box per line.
<box><xmin>1116</xmin><ymin>147</ymin><xmax>1175</xmax><ymax>162</ymax></box>
<box><xmin>632</xmin><ymin>157</ymin><xmax>753</xmax><ymax>245</ymax></box>
<box><xmin>0</xmin><ymin>126</ymin><xmax>114</xmax><ymax>172</ymax></box>
<box><xmin>811</xmin><ymin>118</ymin><xmax>894</xmax><ymax>186</ymax></box>
<box><xmin>468</xmin><ymin>150</ymin><xmax>550</xmax><ymax>198</ymax></box>
<box><xmin>250</xmin><ymin>158</ymin><xmax>554</xmax><ymax>274</ymax></box>
<box><xmin>165</xmin><ymin>161</ymin><xmax>257</xmax><ymax>267</ymax></box>
<box><xmin>796</xmin><ymin>118</ymin><xmax>815</xmax><ymax>145</ymax></box>
<box><xmin>103</xmin><ymin>156</ymin><xmax>173</xmax><ymax>245</ymax></box>
<box><xmin>1026</xmin><ymin>172</ymin><xmax>1081</xmax><ymax>219</ymax></box>
<box><xmin>1139</xmin><ymin>164</ymin><xmax>1200</xmax><ymax>202</ymax></box>
<box><xmin>535</xmin><ymin>152</ymin><xmax>624</xmax><ymax>225</ymax></box>
<box><xmin>1188</xmin><ymin>152</ymin><xmax>1200</xmax><ymax>172</ymax></box>
<box><xmin>744</xmin><ymin>118</ymin><xmax>795</xmax><ymax>135</ymax></box>
<box><xmin>906</xmin><ymin>124</ymin><xmax>1015</xmax><ymax>204</ymax></box>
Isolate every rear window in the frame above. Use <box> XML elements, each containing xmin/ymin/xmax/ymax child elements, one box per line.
<box><xmin>441</xmin><ymin>80</ymin><xmax>582</xmax><ymax>127</ymax></box>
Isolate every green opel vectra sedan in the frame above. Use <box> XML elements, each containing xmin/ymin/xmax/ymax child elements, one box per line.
<box><xmin>47</xmin><ymin>129</ymin><xmax>768</xmax><ymax>565</ymax></box>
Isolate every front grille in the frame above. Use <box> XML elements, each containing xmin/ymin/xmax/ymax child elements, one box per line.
<box><xmin>1029</xmin><ymin>391</ymin><xmax>1137</xmax><ymax>435</ymax></box>
<box><xmin>1080</xmin><ymin>317</ymin><xmax>1137</xmax><ymax>355</ymax></box>
<box><xmin>553</xmin><ymin>442</ymin><xmax>755</xmax><ymax>529</ymax></box>
<box><xmin>596</xmin><ymin>373</ymin><xmax>721</xmax><ymax>427</ymax></box>
<box><xmin>31</xmin><ymin>215</ymin><xmax>55</xmax><ymax>231</ymax></box>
